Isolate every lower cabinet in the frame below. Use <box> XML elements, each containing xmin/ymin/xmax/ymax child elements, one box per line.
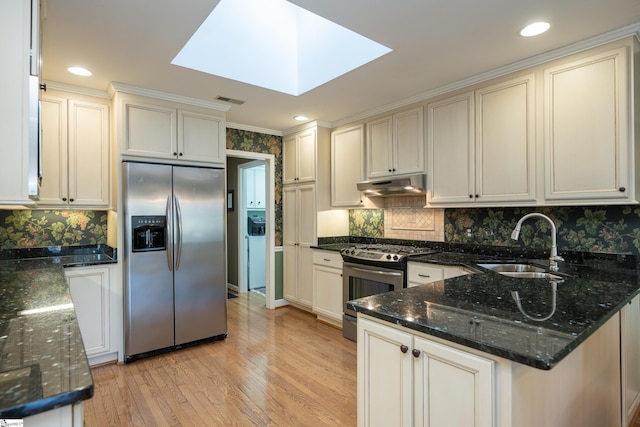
<box><xmin>357</xmin><ymin>316</ymin><xmax>494</xmax><ymax>427</ymax></box>
<box><xmin>66</xmin><ymin>264</ymin><xmax>120</xmax><ymax>365</ymax></box>
<box><xmin>25</xmin><ymin>403</ymin><xmax>84</xmax><ymax>427</ymax></box>
<box><xmin>312</xmin><ymin>250</ymin><xmax>343</xmax><ymax>327</ymax></box>
<box><xmin>622</xmin><ymin>294</ymin><xmax>640</xmax><ymax>426</ymax></box>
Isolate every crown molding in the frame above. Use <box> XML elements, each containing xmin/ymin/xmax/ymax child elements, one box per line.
<box><xmin>109</xmin><ymin>82</ymin><xmax>231</xmax><ymax>112</ymax></box>
<box><xmin>43</xmin><ymin>81</ymin><xmax>111</xmax><ymax>99</ymax></box>
<box><xmin>282</xmin><ymin>120</ymin><xmax>332</xmax><ymax>136</ymax></box>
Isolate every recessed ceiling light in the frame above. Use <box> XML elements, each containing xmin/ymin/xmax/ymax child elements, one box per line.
<box><xmin>68</xmin><ymin>66</ymin><xmax>92</xmax><ymax>76</ymax></box>
<box><xmin>520</xmin><ymin>22</ymin><xmax>550</xmax><ymax>37</ymax></box>
<box><xmin>294</xmin><ymin>115</ymin><xmax>309</xmax><ymax>121</ymax></box>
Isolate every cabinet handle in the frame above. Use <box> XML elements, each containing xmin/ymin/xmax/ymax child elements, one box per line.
<box><xmin>40</xmin><ymin>83</ymin><xmax>47</xmax><ymax>92</ymax></box>
<box><xmin>324</xmin><ymin>258</ymin><xmax>331</xmax><ymax>262</ymax></box>
<box><xmin>400</xmin><ymin>345</ymin><xmax>409</xmax><ymax>353</ymax></box>
<box><xmin>418</xmin><ymin>274</ymin><xmax>430</xmax><ymax>278</ymax></box>
<box><xmin>619</xmin><ymin>187</ymin><xmax>626</xmax><ymax>192</ymax></box>
<box><xmin>412</xmin><ymin>349</ymin><xmax>421</xmax><ymax>358</ymax></box>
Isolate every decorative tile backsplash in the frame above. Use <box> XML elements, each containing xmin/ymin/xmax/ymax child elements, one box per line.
<box><xmin>0</xmin><ymin>210</ymin><xmax>108</xmax><ymax>250</ymax></box>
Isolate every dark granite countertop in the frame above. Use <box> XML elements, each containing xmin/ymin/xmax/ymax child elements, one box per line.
<box><xmin>0</xmin><ymin>246</ymin><xmax>116</xmax><ymax>418</ymax></box>
<box><xmin>347</xmin><ymin>249</ymin><xmax>640</xmax><ymax>370</ymax></box>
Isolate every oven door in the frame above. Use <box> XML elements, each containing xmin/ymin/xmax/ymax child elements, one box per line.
<box><xmin>343</xmin><ymin>262</ymin><xmax>404</xmax><ymax>319</ymax></box>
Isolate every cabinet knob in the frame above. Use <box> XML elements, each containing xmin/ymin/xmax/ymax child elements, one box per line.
<box><xmin>412</xmin><ymin>349</ymin><xmax>421</xmax><ymax>358</ymax></box>
<box><xmin>388</xmin><ymin>169</ymin><xmax>392</xmax><ymax>173</ymax></box>
<box><xmin>69</xmin><ymin>198</ymin><xmax>74</xmax><ymax>202</ymax></box>
<box><xmin>62</xmin><ymin>197</ymin><xmax>67</xmax><ymax>202</ymax></box>
<box><xmin>469</xmin><ymin>194</ymin><xmax>473</xmax><ymax>199</ymax></box>
<box><xmin>400</xmin><ymin>345</ymin><xmax>409</xmax><ymax>353</ymax></box>
<box><xmin>179</xmin><ymin>152</ymin><xmax>183</xmax><ymax>157</ymax></box>
<box><xmin>475</xmin><ymin>194</ymin><xmax>479</xmax><ymax>198</ymax></box>
<box><xmin>619</xmin><ymin>187</ymin><xmax>626</xmax><ymax>192</ymax></box>
<box><xmin>40</xmin><ymin>83</ymin><xmax>47</xmax><ymax>92</ymax></box>
<box><xmin>173</xmin><ymin>152</ymin><xmax>178</xmax><ymax>156</ymax></box>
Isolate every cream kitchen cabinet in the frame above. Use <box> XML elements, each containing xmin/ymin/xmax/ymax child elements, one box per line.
<box><xmin>366</xmin><ymin>107</ymin><xmax>424</xmax><ymax>179</ymax></box>
<box><xmin>283</xmin><ymin>184</ymin><xmax>317</xmax><ymax>309</ymax></box>
<box><xmin>114</xmin><ymin>91</ymin><xmax>226</xmax><ymax>165</ymax></box>
<box><xmin>312</xmin><ymin>250</ymin><xmax>343</xmax><ymax>327</ymax></box>
<box><xmin>66</xmin><ymin>265</ymin><xmax>120</xmax><ymax>366</ymax></box>
<box><xmin>543</xmin><ymin>46</ymin><xmax>635</xmax><ymax>204</ymax></box>
<box><xmin>0</xmin><ymin>0</ymin><xmax>40</xmax><ymax>205</ymax></box>
<box><xmin>331</xmin><ymin>124</ymin><xmax>365</xmax><ymax>207</ymax></box>
<box><xmin>407</xmin><ymin>261</ymin><xmax>470</xmax><ymax>287</ymax></box>
<box><xmin>245</xmin><ymin>164</ymin><xmax>266</xmax><ymax>209</ymax></box>
<box><xmin>622</xmin><ymin>294</ymin><xmax>640</xmax><ymax>426</ymax></box>
<box><xmin>283</xmin><ymin>127</ymin><xmax>318</xmax><ymax>184</ymax></box>
<box><xmin>357</xmin><ymin>315</ymin><xmax>494</xmax><ymax>427</ymax></box>
<box><xmin>427</xmin><ymin>74</ymin><xmax>536</xmax><ymax>206</ymax></box>
<box><xmin>39</xmin><ymin>91</ymin><xmax>110</xmax><ymax>208</ymax></box>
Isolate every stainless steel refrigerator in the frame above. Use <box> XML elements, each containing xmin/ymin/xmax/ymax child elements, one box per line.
<box><xmin>123</xmin><ymin>161</ymin><xmax>227</xmax><ymax>361</ymax></box>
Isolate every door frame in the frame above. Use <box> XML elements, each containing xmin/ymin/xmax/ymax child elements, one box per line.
<box><xmin>227</xmin><ymin>149</ymin><xmax>276</xmax><ymax>310</ymax></box>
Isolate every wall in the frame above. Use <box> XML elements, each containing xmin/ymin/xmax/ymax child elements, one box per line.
<box><xmin>349</xmin><ymin>204</ymin><xmax>640</xmax><ymax>255</ymax></box>
<box><xmin>0</xmin><ymin>210</ymin><xmax>108</xmax><ymax>249</ymax></box>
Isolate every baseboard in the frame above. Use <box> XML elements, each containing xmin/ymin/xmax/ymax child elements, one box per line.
<box><xmin>273</xmin><ymin>298</ymin><xmax>289</xmax><ymax>308</ymax></box>
<box><xmin>227</xmin><ymin>283</ymin><xmax>239</xmax><ymax>292</ymax></box>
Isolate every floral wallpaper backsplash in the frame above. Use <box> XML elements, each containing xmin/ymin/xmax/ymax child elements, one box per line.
<box><xmin>445</xmin><ymin>206</ymin><xmax>640</xmax><ymax>255</ymax></box>
<box><xmin>0</xmin><ymin>210</ymin><xmax>108</xmax><ymax>249</ymax></box>
<box><xmin>349</xmin><ymin>209</ymin><xmax>384</xmax><ymax>238</ymax></box>
<box><xmin>227</xmin><ymin>128</ymin><xmax>283</xmax><ymax>246</ymax></box>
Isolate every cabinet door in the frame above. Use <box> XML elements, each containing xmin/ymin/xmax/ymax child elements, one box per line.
<box><xmin>66</xmin><ymin>266</ymin><xmax>110</xmax><ymax>360</ymax></box>
<box><xmin>39</xmin><ymin>95</ymin><xmax>69</xmax><ymax>205</ymax></box>
<box><xmin>544</xmin><ymin>47</ymin><xmax>629</xmax><ymax>202</ymax></box>
<box><xmin>68</xmin><ymin>98</ymin><xmax>110</xmax><ymax>207</ymax></box>
<box><xmin>366</xmin><ymin>116</ymin><xmax>394</xmax><ymax>179</ymax></box>
<box><xmin>283</xmin><ymin>135</ymin><xmax>298</xmax><ymax>184</ymax></box>
<box><xmin>283</xmin><ymin>244</ymin><xmax>298</xmax><ymax>302</ymax></box>
<box><xmin>407</xmin><ymin>263</ymin><xmax>444</xmax><ymax>287</ymax></box>
<box><xmin>297</xmin><ymin>184</ymin><xmax>317</xmax><ymax>248</ymax></box>
<box><xmin>178</xmin><ymin>109</ymin><xmax>224</xmax><ymax>164</ymax></box>
<box><xmin>427</xmin><ymin>92</ymin><xmax>475</xmax><ymax>204</ymax></box>
<box><xmin>622</xmin><ymin>294</ymin><xmax>640</xmax><ymax>426</ymax></box>
<box><xmin>312</xmin><ymin>262</ymin><xmax>343</xmax><ymax>324</ymax></box>
<box><xmin>124</xmin><ymin>101</ymin><xmax>177</xmax><ymax>159</ymax></box>
<box><xmin>358</xmin><ymin>317</ymin><xmax>413</xmax><ymax>427</ymax></box>
<box><xmin>297</xmin><ymin>246</ymin><xmax>314</xmax><ymax>308</ymax></box>
<box><xmin>413</xmin><ymin>336</ymin><xmax>494</xmax><ymax>427</ymax></box>
<box><xmin>392</xmin><ymin>107</ymin><xmax>424</xmax><ymax>176</ymax></box>
<box><xmin>331</xmin><ymin>124</ymin><xmax>364</xmax><ymax>207</ymax></box>
<box><xmin>476</xmin><ymin>74</ymin><xmax>535</xmax><ymax>203</ymax></box>
<box><xmin>297</xmin><ymin>128</ymin><xmax>316</xmax><ymax>183</ymax></box>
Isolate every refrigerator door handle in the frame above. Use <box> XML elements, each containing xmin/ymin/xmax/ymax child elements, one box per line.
<box><xmin>175</xmin><ymin>194</ymin><xmax>183</xmax><ymax>270</ymax></box>
<box><xmin>166</xmin><ymin>194</ymin><xmax>173</xmax><ymax>272</ymax></box>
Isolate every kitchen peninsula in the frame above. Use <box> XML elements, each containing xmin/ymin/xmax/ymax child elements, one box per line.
<box><xmin>0</xmin><ymin>246</ymin><xmax>116</xmax><ymax>426</ymax></box>
<box><xmin>348</xmin><ymin>249</ymin><xmax>640</xmax><ymax>427</ymax></box>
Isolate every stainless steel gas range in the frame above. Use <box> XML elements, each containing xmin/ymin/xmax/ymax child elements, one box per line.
<box><xmin>340</xmin><ymin>244</ymin><xmax>439</xmax><ymax>341</ymax></box>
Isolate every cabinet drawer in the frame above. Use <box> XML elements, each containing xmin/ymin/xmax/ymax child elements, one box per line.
<box><xmin>408</xmin><ymin>264</ymin><xmax>444</xmax><ymax>286</ymax></box>
<box><xmin>313</xmin><ymin>250</ymin><xmax>343</xmax><ymax>269</ymax></box>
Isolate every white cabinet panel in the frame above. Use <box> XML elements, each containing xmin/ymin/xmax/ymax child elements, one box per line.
<box><xmin>331</xmin><ymin>124</ymin><xmax>364</xmax><ymax>207</ymax></box>
<box><xmin>313</xmin><ymin>250</ymin><xmax>343</xmax><ymax>326</ymax></box>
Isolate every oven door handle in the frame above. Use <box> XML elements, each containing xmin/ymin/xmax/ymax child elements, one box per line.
<box><xmin>348</xmin><ymin>266</ymin><xmax>403</xmax><ymax>277</ymax></box>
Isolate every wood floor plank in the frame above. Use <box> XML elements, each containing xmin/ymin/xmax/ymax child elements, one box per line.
<box><xmin>85</xmin><ymin>292</ymin><xmax>357</xmax><ymax>426</ymax></box>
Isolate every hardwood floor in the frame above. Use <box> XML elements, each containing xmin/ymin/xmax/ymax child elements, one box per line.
<box><xmin>85</xmin><ymin>292</ymin><xmax>357</xmax><ymax>426</ymax></box>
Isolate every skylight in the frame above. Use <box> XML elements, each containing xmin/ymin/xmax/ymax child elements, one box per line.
<box><xmin>171</xmin><ymin>0</ymin><xmax>392</xmax><ymax>96</ymax></box>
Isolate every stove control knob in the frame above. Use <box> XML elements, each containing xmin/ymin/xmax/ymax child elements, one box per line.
<box><xmin>350</xmin><ymin>249</ymin><xmax>356</xmax><ymax>254</ymax></box>
<box><xmin>386</xmin><ymin>254</ymin><xmax>392</xmax><ymax>260</ymax></box>
<box><xmin>393</xmin><ymin>255</ymin><xmax>399</xmax><ymax>261</ymax></box>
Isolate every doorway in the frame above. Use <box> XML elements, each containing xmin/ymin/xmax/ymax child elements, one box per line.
<box><xmin>226</xmin><ymin>150</ymin><xmax>276</xmax><ymax>309</ymax></box>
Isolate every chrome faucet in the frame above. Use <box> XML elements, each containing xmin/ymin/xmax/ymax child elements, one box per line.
<box><xmin>511</xmin><ymin>213</ymin><xmax>564</xmax><ymax>272</ymax></box>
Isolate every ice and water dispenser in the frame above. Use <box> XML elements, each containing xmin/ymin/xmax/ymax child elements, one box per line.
<box><xmin>132</xmin><ymin>216</ymin><xmax>167</xmax><ymax>252</ymax></box>
<box><xmin>248</xmin><ymin>216</ymin><xmax>266</xmax><ymax>236</ymax></box>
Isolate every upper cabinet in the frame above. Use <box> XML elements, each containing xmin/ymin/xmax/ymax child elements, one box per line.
<box><xmin>366</xmin><ymin>107</ymin><xmax>424</xmax><ymax>179</ymax></box>
<box><xmin>0</xmin><ymin>0</ymin><xmax>40</xmax><ymax>205</ymax></box>
<box><xmin>427</xmin><ymin>75</ymin><xmax>536</xmax><ymax>206</ymax></box>
<box><xmin>543</xmin><ymin>46</ymin><xmax>634</xmax><ymax>204</ymax></box>
<box><xmin>331</xmin><ymin>124</ymin><xmax>365</xmax><ymax>207</ymax></box>
<box><xmin>40</xmin><ymin>90</ymin><xmax>110</xmax><ymax>208</ymax></box>
<box><xmin>114</xmin><ymin>90</ymin><xmax>226</xmax><ymax>166</ymax></box>
<box><xmin>283</xmin><ymin>127</ymin><xmax>317</xmax><ymax>184</ymax></box>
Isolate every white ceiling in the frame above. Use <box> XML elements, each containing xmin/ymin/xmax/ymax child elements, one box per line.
<box><xmin>41</xmin><ymin>0</ymin><xmax>640</xmax><ymax>134</ymax></box>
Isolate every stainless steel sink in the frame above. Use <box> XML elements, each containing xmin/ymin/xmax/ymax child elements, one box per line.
<box><xmin>477</xmin><ymin>263</ymin><xmax>545</xmax><ymax>273</ymax></box>
<box><xmin>477</xmin><ymin>262</ymin><xmax>563</xmax><ymax>280</ymax></box>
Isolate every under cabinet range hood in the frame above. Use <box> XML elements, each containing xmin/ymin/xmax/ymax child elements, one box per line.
<box><xmin>357</xmin><ymin>174</ymin><xmax>426</xmax><ymax>196</ymax></box>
